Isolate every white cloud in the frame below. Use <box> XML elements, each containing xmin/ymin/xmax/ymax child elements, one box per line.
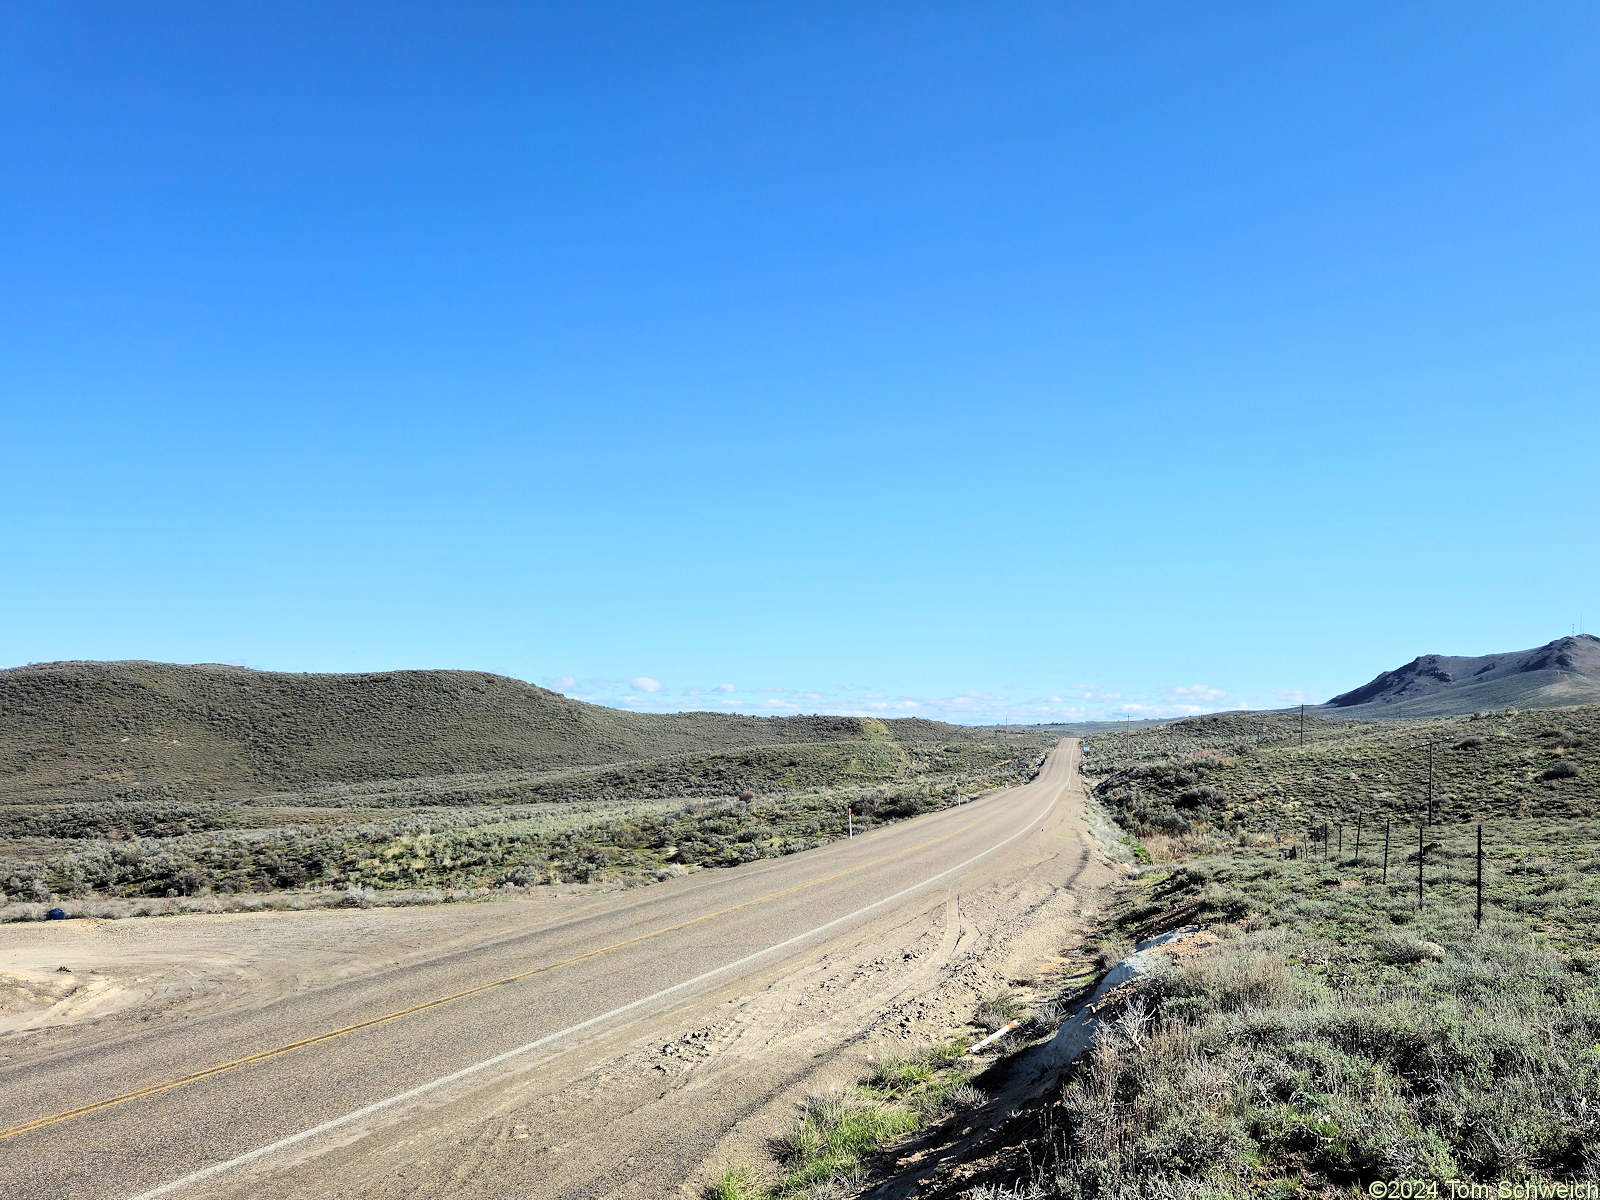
<box><xmin>553</xmin><ymin>673</ymin><xmax>1246</xmax><ymax>725</ymax></box>
<box><xmin>1167</xmin><ymin>685</ymin><xmax>1226</xmax><ymax>703</ymax></box>
<box><xmin>547</xmin><ymin>675</ymin><xmax>577</xmax><ymax>692</ymax></box>
<box><xmin>1271</xmin><ymin>688</ymin><xmax>1309</xmax><ymax>705</ymax></box>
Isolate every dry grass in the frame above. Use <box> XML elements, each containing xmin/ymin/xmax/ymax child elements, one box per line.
<box><xmin>709</xmin><ymin>1033</ymin><xmax>991</xmax><ymax>1198</ymax></box>
<box><xmin>995</xmin><ymin>713</ymin><xmax>1600</xmax><ymax>1197</ymax></box>
<box><xmin>3</xmin><ymin>732</ymin><xmax>1050</xmax><ymax>913</ymax></box>
<box><xmin>1085</xmin><ymin>705</ymin><xmax>1599</xmax><ymax>842</ymax></box>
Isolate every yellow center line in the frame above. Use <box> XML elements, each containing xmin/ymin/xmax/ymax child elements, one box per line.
<box><xmin>2</xmin><ymin>798</ymin><xmax>1014</xmax><ymax>1141</ymax></box>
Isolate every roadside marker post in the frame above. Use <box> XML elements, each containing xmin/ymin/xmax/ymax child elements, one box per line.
<box><xmin>848</xmin><ymin>808</ymin><xmax>853</xmax><ymax>840</ymax></box>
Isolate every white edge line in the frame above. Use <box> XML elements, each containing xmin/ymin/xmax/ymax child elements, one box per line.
<box><xmin>124</xmin><ymin>769</ymin><xmax>1065</xmax><ymax>1200</ymax></box>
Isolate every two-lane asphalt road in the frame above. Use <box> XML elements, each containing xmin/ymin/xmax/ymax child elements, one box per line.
<box><xmin>2</xmin><ymin>740</ymin><xmax>1104</xmax><ymax>1199</ymax></box>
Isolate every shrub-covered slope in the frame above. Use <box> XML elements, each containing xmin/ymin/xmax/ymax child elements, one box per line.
<box><xmin>0</xmin><ymin>661</ymin><xmax>1049</xmax><ymax>904</ymax></box>
<box><xmin>0</xmin><ymin>660</ymin><xmax>969</xmax><ymax>804</ymax></box>
<box><xmin>1086</xmin><ymin>705</ymin><xmax>1597</xmax><ymax>842</ymax></box>
<box><xmin>979</xmin><ymin>706</ymin><xmax>1600</xmax><ymax>1197</ymax></box>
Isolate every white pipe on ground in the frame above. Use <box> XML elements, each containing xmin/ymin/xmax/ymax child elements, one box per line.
<box><xmin>967</xmin><ymin>1020</ymin><xmax>1021</xmax><ymax>1054</ymax></box>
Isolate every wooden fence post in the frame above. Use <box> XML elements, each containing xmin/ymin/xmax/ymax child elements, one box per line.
<box><xmin>1416</xmin><ymin>821</ymin><xmax>1425</xmax><ymax>908</ymax></box>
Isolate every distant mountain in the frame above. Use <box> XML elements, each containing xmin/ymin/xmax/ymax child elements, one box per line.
<box><xmin>0</xmin><ymin>660</ymin><xmax>970</xmax><ymax>805</ymax></box>
<box><xmin>1325</xmin><ymin>635</ymin><xmax>1600</xmax><ymax>717</ymax></box>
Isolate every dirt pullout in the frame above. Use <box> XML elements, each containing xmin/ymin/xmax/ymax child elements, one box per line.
<box><xmin>0</xmin><ymin>889</ymin><xmax>611</xmax><ymax>1056</ymax></box>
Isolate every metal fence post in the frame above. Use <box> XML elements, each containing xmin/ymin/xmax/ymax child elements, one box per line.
<box><xmin>1476</xmin><ymin>823</ymin><xmax>1484</xmax><ymax>929</ymax></box>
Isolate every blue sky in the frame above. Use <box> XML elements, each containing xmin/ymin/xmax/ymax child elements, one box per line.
<box><xmin>2</xmin><ymin>2</ymin><xmax>1597</xmax><ymax>723</ymax></box>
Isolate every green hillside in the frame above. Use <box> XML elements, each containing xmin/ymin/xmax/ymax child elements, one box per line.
<box><xmin>0</xmin><ymin>660</ymin><xmax>969</xmax><ymax>804</ymax></box>
<box><xmin>0</xmin><ymin>661</ymin><xmax>1048</xmax><ymax>905</ymax></box>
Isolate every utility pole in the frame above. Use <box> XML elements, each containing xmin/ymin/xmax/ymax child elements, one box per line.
<box><xmin>1427</xmin><ymin>741</ymin><xmax>1436</xmax><ymax>825</ymax></box>
<box><xmin>1299</xmin><ymin>703</ymin><xmax>1305</xmax><ymax>747</ymax></box>
<box><xmin>1382</xmin><ymin>818</ymin><xmax>1390</xmax><ymax>883</ymax></box>
<box><xmin>1354</xmin><ymin>813</ymin><xmax>1361</xmax><ymax>866</ymax></box>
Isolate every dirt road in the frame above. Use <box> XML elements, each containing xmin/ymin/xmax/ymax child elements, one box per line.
<box><xmin>0</xmin><ymin>740</ymin><xmax>1112</xmax><ymax>1199</ymax></box>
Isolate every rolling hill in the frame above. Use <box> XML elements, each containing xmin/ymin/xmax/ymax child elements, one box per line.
<box><xmin>1324</xmin><ymin>634</ymin><xmax>1600</xmax><ymax>717</ymax></box>
<box><xmin>0</xmin><ymin>662</ymin><xmax>1047</xmax><ymax>903</ymax></box>
<box><xmin>0</xmin><ymin>660</ymin><xmax>973</xmax><ymax>806</ymax></box>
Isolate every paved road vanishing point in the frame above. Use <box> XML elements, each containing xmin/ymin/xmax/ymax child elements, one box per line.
<box><xmin>1</xmin><ymin>740</ymin><xmax>1112</xmax><ymax>1200</ymax></box>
